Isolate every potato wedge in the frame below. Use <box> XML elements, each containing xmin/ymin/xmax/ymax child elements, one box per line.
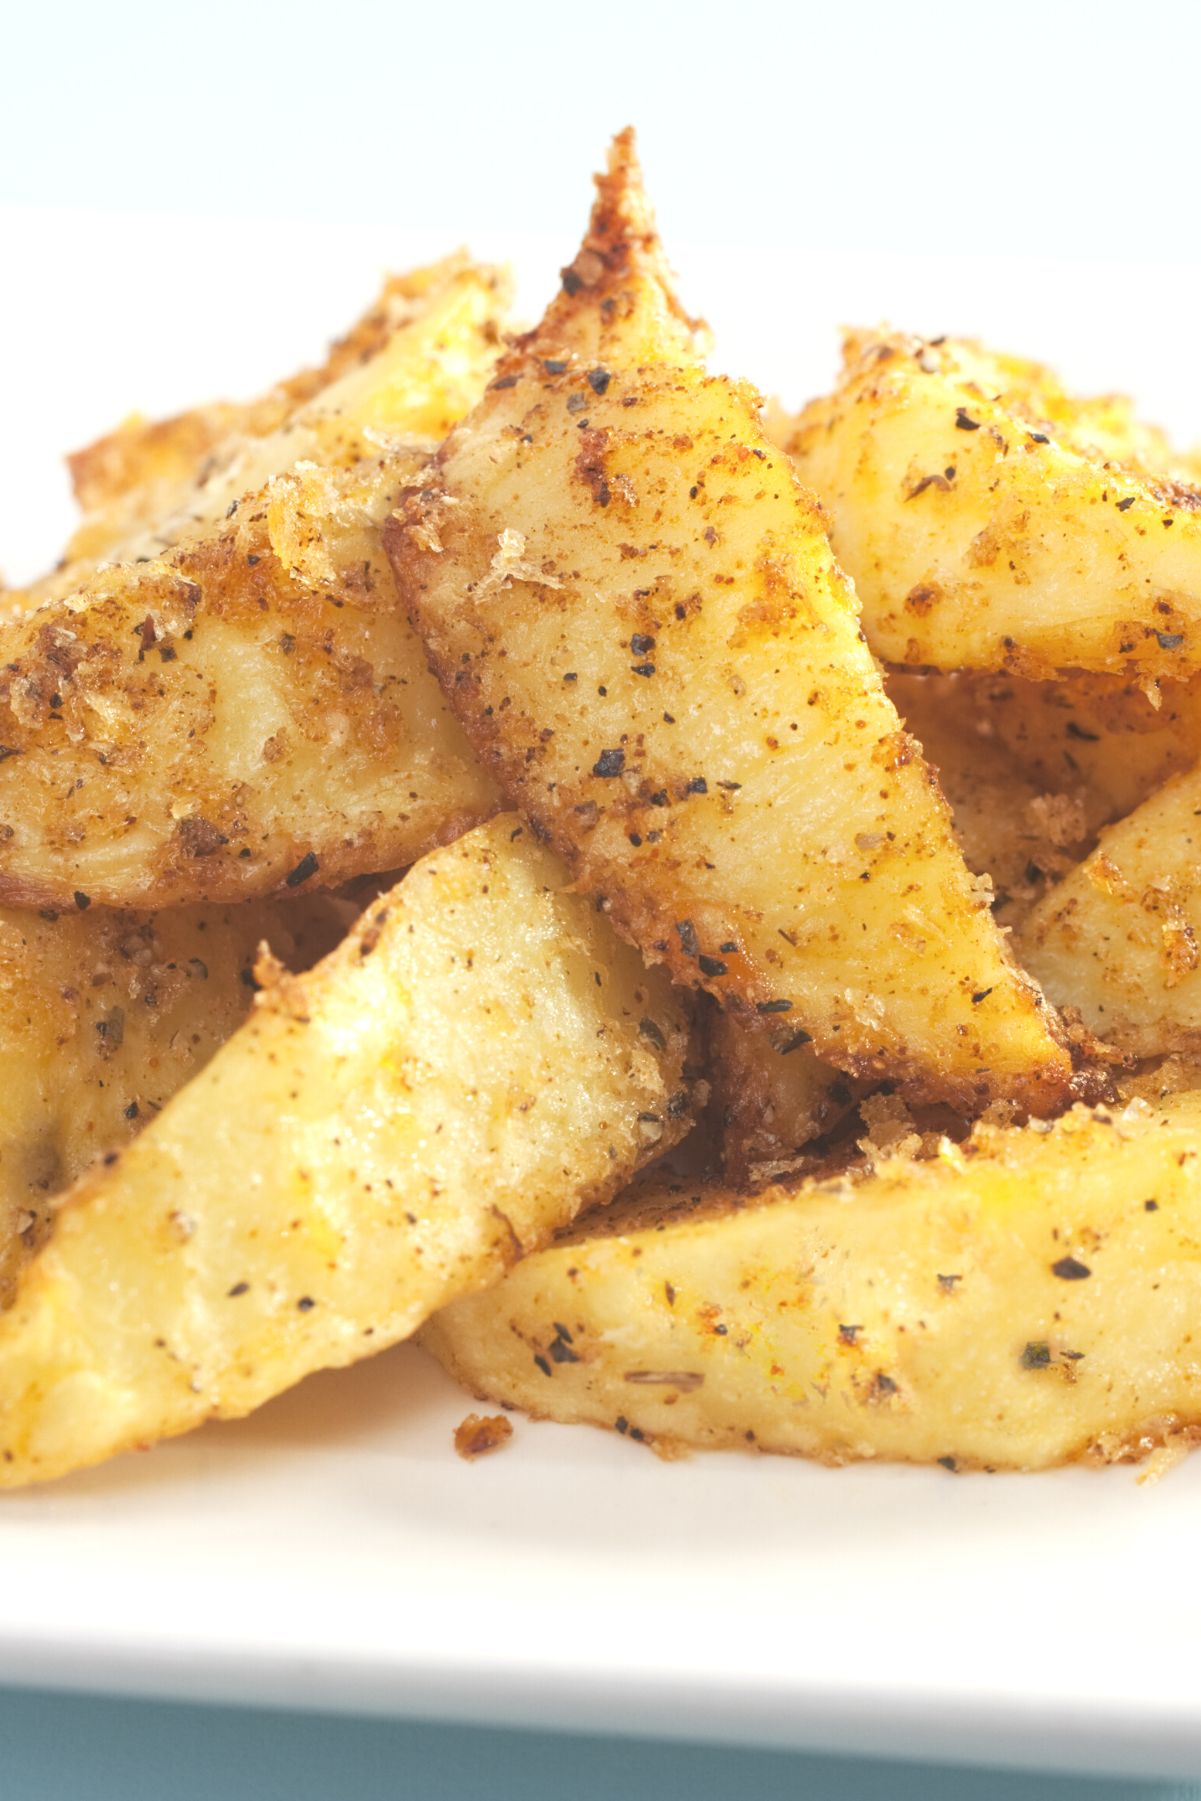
<box><xmin>0</xmin><ymin>894</ymin><xmax>345</xmax><ymax>1307</ymax></box>
<box><xmin>43</xmin><ymin>255</ymin><xmax>511</xmax><ymax>599</ymax></box>
<box><xmin>67</xmin><ymin>260</ymin><xmax>485</xmax><ymax>516</ymax></box>
<box><xmin>63</xmin><ymin>402</ymin><xmax>244</xmax><ymax>564</ymax></box>
<box><xmin>891</xmin><ymin>669</ymin><xmax>1201</xmax><ymax>920</ymax></box>
<box><xmin>970</xmin><ymin>669</ymin><xmax>1201</xmax><ymax>822</ymax></box>
<box><xmin>1018</xmin><ymin>766</ymin><xmax>1201</xmax><ymax>1056</ymax></box>
<box><xmin>426</xmin><ymin>1092</ymin><xmax>1201</xmax><ymax>1471</ymax></box>
<box><xmin>785</xmin><ymin>331</ymin><xmax>1201</xmax><ymax>681</ymax></box>
<box><xmin>888</xmin><ymin>672</ymin><xmax>1098</xmax><ymax>919</ymax></box>
<box><xmin>707</xmin><ymin>1009</ymin><xmax>859</xmax><ymax>1186</ymax></box>
<box><xmin>0</xmin><ymin>256</ymin><xmax>509</xmax><ymax>907</ymax></box>
<box><xmin>0</xmin><ymin>452</ymin><xmax>499</xmax><ymax>907</ymax></box>
<box><xmin>389</xmin><ymin>133</ymin><xmax>1072</xmax><ymax>1114</ymax></box>
<box><xmin>0</xmin><ymin>816</ymin><xmax>695</xmax><ymax>1488</ymax></box>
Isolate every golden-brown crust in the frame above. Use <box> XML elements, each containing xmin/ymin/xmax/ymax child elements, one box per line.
<box><xmin>67</xmin><ymin>404</ymin><xmax>244</xmax><ymax>517</ymax></box>
<box><xmin>535</xmin><ymin>128</ymin><xmax>703</xmax><ymax>355</ymax></box>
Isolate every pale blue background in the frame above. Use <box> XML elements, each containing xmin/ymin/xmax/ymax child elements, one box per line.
<box><xmin>0</xmin><ymin>1689</ymin><xmax>1197</xmax><ymax>1801</ymax></box>
<box><xmin>4</xmin><ymin>2</ymin><xmax>1201</xmax><ymax>1792</ymax></box>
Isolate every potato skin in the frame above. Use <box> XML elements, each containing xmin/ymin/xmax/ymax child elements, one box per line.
<box><xmin>786</xmin><ymin>331</ymin><xmax>1201</xmax><ymax>682</ymax></box>
<box><xmin>0</xmin><ymin>817</ymin><xmax>695</xmax><ymax>1488</ymax></box>
<box><xmin>391</xmin><ymin>134</ymin><xmax>1072</xmax><ymax>1114</ymax></box>
<box><xmin>427</xmin><ymin>1094</ymin><xmax>1201</xmax><ymax>1472</ymax></box>
<box><xmin>0</xmin><ymin>894</ymin><xmax>345</xmax><ymax>1307</ymax></box>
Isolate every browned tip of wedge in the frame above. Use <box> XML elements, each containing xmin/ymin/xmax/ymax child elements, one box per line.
<box><xmin>524</xmin><ymin>128</ymin><xmax>701</xmax><ymax>364</ymax></box>
<box><xmin>563</xmin><ymin>128</ymin><xmax>659</xmax><ymax>289</ymax></box>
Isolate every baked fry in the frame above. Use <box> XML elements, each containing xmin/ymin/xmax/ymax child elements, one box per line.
<box><xmin>785</xmin><ymin>331</ymin><xmax>1201</xmax><ymax>681</ymax></box>
<box><xmin>389</xmin><ymin>132</ymin><xmax>1072</xmax><ymax>1115</ymax></box>
<box><xmin>1019</xmin><ymin>766</ymin><xmax>1201</xmax><ymax>1056</ymax></box>
<box><xmin>0</xmin><ymin>258</ymin><xmax>509</xmax><ymax>908</ymax></box>
<box><xmin>49</xmin><ymin>256</ymin><xmax>511</xmax><ymax>597</ymax></box>
<box><xmin>0</xmin><ymin>894</ymin><xmax>346</xmax><ymax>1307</ymax></box>
<box><xmin>0</xmin><ymin>817</ymin><xmax>695</xmax><ymax>1488</ymax></box>
<box><xmin>0</xmin><ymin>448</ymin><xmax>499</xmax><ymax>908</ymax></box>
<box><xmin>887</xmin><ymin>671</ymin><xmax>1097</xmax><ymax>919</ymax></box>
<box><xmin>426</xmin><ymin>1093</ymin><xmax>1201</xmax><ymax>1471</ymax></box>
<box><xmin>706</xmin><ymin>1009</ymin><xmax>860</xmax><ymax>1185</ymax></box>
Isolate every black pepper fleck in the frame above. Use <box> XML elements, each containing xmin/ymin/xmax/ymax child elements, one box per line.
<box><xmin>286</xmin><ymin>851</ymin><xmax>319</xmax><ymax>888</ymax></box>
<box><xmin>675</xmin><ymin>920</ymin><xmax>699</xmax><ymax>956</ymax></box>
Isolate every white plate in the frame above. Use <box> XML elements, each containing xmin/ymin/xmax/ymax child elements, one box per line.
<box><xmin>3</xmin><ymin>214</ymin><xmax>1201</xmax><ymax>1785</ymax></box>
<box><xmin>3</xmin><ymin>1343</ymin><xmax>1201</xmax><ymax>1784</ymax></box>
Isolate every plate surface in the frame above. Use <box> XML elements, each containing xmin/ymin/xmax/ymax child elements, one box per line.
<box><xmin>4</xmin><ymin>1342</ymin><xmax>1201</xmax><ymax>1783</ymax></box>
<box><xmin>3</xmin><ymin>215</ymin><xmax>1201</xmax><ymax>1784</ymax></box>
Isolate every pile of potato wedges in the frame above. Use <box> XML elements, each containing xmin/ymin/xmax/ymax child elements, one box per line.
<box><xmin>4</xmin><ymin>131</ymin><xmax>1201</xmax><ymax>1486</ymax></box>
